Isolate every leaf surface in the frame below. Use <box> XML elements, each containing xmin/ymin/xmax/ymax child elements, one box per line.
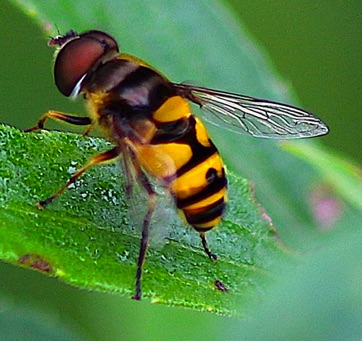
<box><xmin>0</xmin><ymin>124</ymin><xmax>278</xmax><ymax>314</ymax></box>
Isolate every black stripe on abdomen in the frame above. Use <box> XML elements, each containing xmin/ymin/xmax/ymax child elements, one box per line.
<box><xmin>176</xmin><ymin>174</ymin><xmax>227</xmax><ymax>209</ymax></box>
<box><xmin>183</xmin><ymin>197</ymin><xmax>227</xmax><ymax>231</ymax></box>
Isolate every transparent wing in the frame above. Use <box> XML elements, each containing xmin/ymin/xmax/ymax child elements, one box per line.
<box><xmin>174</xmin><ymin>83</ymin><xmax>329</xmax><ymax>139</ymax></box>
<box><xmin>117</xmin><ymin>138</ymin><xmax>178</xmax><ymax>236</ymax></box>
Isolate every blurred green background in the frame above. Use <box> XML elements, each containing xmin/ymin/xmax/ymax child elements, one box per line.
<box><xmin>0</xmin><ymin>1</ymin><xmax>361</xmax><ymax>340</ymax></box>
<box><xmin>1</xmin><ymin>1</ymin><xmax>361</xmax><ymax>163</ymax></box>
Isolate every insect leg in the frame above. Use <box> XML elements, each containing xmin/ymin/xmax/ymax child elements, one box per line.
<box><xmin>131</xmin><ymin>165</ymin><xmax>157</xmax><ymax>300</ymax></box>
<box><xmin>118</xmin><ymin>144</ymin><xmax>137</xmax><ymax>200</ymax></box>
<box><xmin>24</xmin><ymin>110</ymin><xmax>92</xmax><ymax>134</ymax></box>
<box><xmin>37</xmin><ymin>146</ymin><xmax>120</xmax><ymax>208</ymax></box>
<box><xmin>199</xmin><ymin>232</ymin><xmax>217</xmax><ymax>260</ymax></box>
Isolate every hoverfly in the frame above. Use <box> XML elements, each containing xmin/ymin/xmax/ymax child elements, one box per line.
<box><xmin>26</xmin><ymin>30</ymin><xmax>328</xmax><ymax>299</ymax></box>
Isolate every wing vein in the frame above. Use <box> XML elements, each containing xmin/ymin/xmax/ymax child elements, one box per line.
<box><xmin>174</xmin><ymin>84</ymin><xmax>329</xmax><ymax>139</ymax></box>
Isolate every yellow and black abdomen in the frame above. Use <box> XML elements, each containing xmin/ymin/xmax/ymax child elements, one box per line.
<box><xmin>139</xmin><ymin>95</ymin><xmax>228</xmax><ymax>232</ymax></box>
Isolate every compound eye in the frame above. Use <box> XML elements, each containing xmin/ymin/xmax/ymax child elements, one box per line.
<box><xmin>53</xmin><ymin>30</ymin><xmax>118</xmax><ymax>97</ymax></box>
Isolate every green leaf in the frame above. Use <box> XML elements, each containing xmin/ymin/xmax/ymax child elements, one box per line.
<box><xmin>0</xmin><ymin>124</ymin><xmax>279</xmax><ymax>314</ymax></box>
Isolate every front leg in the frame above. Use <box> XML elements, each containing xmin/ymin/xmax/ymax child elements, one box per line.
<box><xmin>24</xmin><ymin>110</ymin><xmax>92</xmax><ymax>134</ymax></box>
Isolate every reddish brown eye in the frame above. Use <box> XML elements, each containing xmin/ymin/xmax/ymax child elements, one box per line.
<box><xmin>52</xmin><ymin>30</ymin><xmax>119</xmax><ymax>97</ymax></box>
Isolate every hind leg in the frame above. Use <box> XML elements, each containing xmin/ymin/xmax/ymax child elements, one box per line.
<box><xmin>199</xmin><ymin>232</ymin><xmax>217</xmax><ymax>261</ymax></box>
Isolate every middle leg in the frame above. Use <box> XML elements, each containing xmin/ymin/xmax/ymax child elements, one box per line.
<box><xmin>131</xmin><ymin>167</ymin><xmax>157</xmax><ymax>300</ymax></box>
<box><xmin>37</xmin><ymin>146</ymin><xmax>121</xmax><ymax>208</ymax></box>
